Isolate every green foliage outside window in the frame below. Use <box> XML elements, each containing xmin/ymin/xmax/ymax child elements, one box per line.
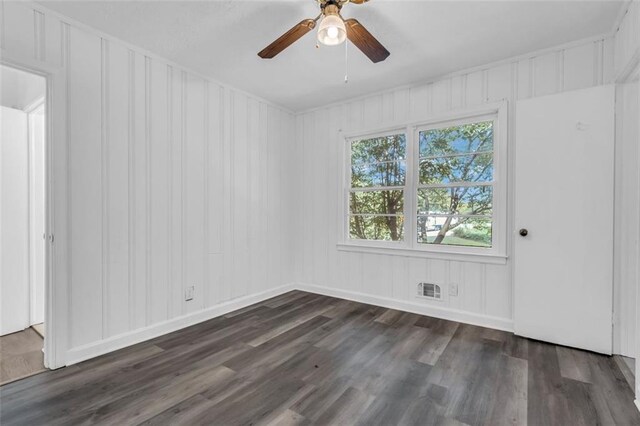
<box><xmin>418</xmin><ymin>121</ymin><xmax>494</xmax><ymax>247</ymax></box>
<box><xmin>350</xmin><ymin>134</ymin><xmax>405</xmax><ymax>241</ymax></box>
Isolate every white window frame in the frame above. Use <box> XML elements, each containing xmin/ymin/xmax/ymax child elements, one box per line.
<box><xmin>338</xmin><ymin>102</ymin><xmax>508</xmax><ymax>264</ymax></box>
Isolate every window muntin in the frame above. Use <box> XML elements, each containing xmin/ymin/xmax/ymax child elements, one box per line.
<box><xmin>349</xmin><ymin>133</ymin><xmax>406</xmax><ymax>242</ymax></box>
<box><xmin>417</xmin><ymin>121</ymin><xmax>494</xmax><ymax>248</ymax></box>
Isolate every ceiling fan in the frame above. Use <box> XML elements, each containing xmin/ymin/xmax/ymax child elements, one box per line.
<box><xmin>258</xmin><ymin>0</ymin><xmax>390</xmax><ymax>63</ymax></box>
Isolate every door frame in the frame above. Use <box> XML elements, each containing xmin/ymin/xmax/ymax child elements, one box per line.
<box><xmin>1</xmin><ymin>49</ymin><xmax>69</xmax><ymax>369</ymax></box>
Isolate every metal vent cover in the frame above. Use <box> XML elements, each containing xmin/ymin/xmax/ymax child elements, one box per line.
<box><xmin>417</xmin><ymin>282</ymin><xmax>442</xmax><ymax>300</ymax></box>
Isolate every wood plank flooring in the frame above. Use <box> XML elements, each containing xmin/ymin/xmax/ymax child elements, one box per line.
<box><xmin>0</xmin><ymin>328</ymin><xmax>46</xmax><ymax>386</ymax></box>
<box><xmin>614</xmin><ymin>355</ymin><xmax>636</xmax><ymax>393</ymax></box>
<box><xmin>1</xmin><ymin>291</ymin><xmax>639</xmax><ymax>425</ymax></box>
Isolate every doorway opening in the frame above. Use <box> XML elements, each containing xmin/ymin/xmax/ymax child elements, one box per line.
<box><xmin>0</xmin><ymin>64</ymin><xmax>48</xmax><ymax>385</ymax></box>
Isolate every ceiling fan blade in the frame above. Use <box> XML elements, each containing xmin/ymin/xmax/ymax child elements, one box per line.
<box><xmin>258</xmin><ymin>19</ymin><xmax>316</xmax><ymax>59</ymax></box>
<box><xmin>349</xmin><ymin>0</ymin><xmax>370</xmax><ymax>4</ymax></box>
<box><xmin>344</xmin><ymin>18</ymin><xmax>390</xmax><ymax>63</ymax></box>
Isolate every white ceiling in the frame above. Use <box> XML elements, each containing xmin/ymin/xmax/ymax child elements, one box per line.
<box><xmin>39</xmin><ymin>1</ymin><xmax>625</xmax><ymax>111</ymax></box>
<box><xmin>0</xmin><ymin>65</ymin><xmax>46</xmax><ymax>110</ymax></box>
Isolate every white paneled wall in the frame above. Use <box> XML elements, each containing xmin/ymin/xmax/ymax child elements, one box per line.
<box><xmin>1</xmin><ymin>1</ymin><xmax>295</xmax><ymax>363</ymax></box>
<box><xmin>615</xmin><ymin>80</ymin><xmax>639</xmax><ymax>359</ymax></box>
<box><xmin>615</xmin><ymin>1</ymin><xmax>640</xmax><ymax>79</ymax></box>
<box><xmin>294</xmin><ymin>36</ymin><xmax>615</xmax><ymax>330</ymax></box>
<box><xmin>613</xmin><ymin>0</ymin><xmax>640</xmax><ymax>400</ymax></box>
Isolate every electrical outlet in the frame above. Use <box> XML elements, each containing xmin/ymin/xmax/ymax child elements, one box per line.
<box><xmin>449</xmin><ymin>283</ymin><xmax>459</xmax><ymax>297</ymax></box>
<box><xmin>185</xmin><ymin>286</ymin><xmax>195</xmax><ymax>301</ymax></box>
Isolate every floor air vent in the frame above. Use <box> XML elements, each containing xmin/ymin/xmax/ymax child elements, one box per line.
<box><xmin>417</xmin><ymin>283</ymin><xmax>442</xmax><ymax>300</ymax></box>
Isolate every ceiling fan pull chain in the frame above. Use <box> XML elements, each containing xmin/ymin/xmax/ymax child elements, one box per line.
<box><xmin>344</xmin><ymin>39</ymin><xmax>349</xmax><ymax>83</ymax></box>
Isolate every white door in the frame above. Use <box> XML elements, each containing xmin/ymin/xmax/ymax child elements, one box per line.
<box><xmin>514</xmin><ymin>85</ymin><xmax>615</xmax><ymax>354</ymax></box>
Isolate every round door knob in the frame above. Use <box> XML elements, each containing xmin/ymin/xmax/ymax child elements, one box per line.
<box><xmin>519</xmin><ymin>228</ymin><xmax>528</xmax><ymax>237</ymax></box>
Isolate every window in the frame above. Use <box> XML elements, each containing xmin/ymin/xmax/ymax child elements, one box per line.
<box><xmin>417</xmin><ymin>121</ymin><xmax>494</xmax><ymax>248</ymax></box>
<box><xmin>348</xmin><ymin>132</ymin><xmax>406</xmax><ymax>242</ymax></box>
<box><xmin>342</xmin><ymin>107</ymin><xmax>506</xmax><ymax>261</ymax></box>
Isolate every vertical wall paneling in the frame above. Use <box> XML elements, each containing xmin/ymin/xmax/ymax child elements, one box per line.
<box><xmin>169</xmin><ymin>67</ymin><xmax>182</xmax><ymax>318</ymax></box>
<box><xmin>43</xmin><ymin>14</ymin><xmax>62</xmax><ymax>67</ymax></box>
<box><xmin>149</xmin><ymin>59</ymin><xmax>169</xmax><ymax>323</ymax></box>
<box><xmin>614</xmin><ymin>1</ymin><xmax>640</xmax><ymax>79</ymax></box>
<box><xmin>2</xmin><ymin>1</ymin><xmax>35</xmax><ymax>58</ymax></box>
<box><xmin>127</xmin><ymin>50</ymin><xmax>136</xmax><ymax>331</ymax></box>
<box><xmin>34</xmin><ymin>10</ymin><xmax>44</xmax><ymax>61</ymax></box>
<box><xmin>231</xmin><ymin>92</ymin><xmax>248</xmax><ymax>298</ymax></box>
<box><xmin>185</xmin><ymin>74</ymin><xmax>205</xmax><ymax>313</ymax></box>
<box><xmin>613</xmin><ymin>0</ymin><xmax>640</xmax><ymax>363</ymax></box>
<box><xmin>563</xmin><ymin>43</ymin><xmax>596</xmax><ymax>93</ymax></box>
<box><xmin>0</xmin><ymin>0</ymin><xmax>5</xmax><ymax>50</ymax></box>
<box><xmin>105</xmin><ymin>40</ymin><xmax>131</xmax><ymax>337</ymax></box>
<box><xmin>179</xmin><ymin>70</ymin><xmax>187</xmax><ymax>314</ymax></box>
<box><xmin>614</xmin><ymin>80</ymin><xmax>639</xmax><ymax>358</ymax></box>
<box><xmin>258</xmin><ymin>102</ymin><xmax>270</xmax><ymax>291</ymax></box>
<box><xmin>247</xmin><ymin>98</ymin><xmax>259</xmax><ymax>296</ymax></box>
<box><xmin>166</xmin><ymin>65</ymin><xmax>173</xmax><ymax>317</ymax></box>
<box><xmin>0</xmin><ymin>2</ymin><xmax>298</xmax><ymax>360</ymax></box>
<box><xmin>143</xmin><ymin>57</ymin><xmax>152</xmax><ymax>325</ymax></box>
<box><xmin>221</xmin><ymin>88</ymin><xmax>232</xmax><ymax>303</ymax></box>
<box><xmin>267</xmin><ymin>106</ymin><xmax>279</xmax><ymax>291</ymax></box>
<box><xmin>207</xmin><ymin>86</ymin><xmax>223</xmax><ymax>256</ymax></box>
<box><xmin>131</xmin><ymin>51</ymin><xmax>147</xmax><ymax>329</ymax></box>
<box><xmin>203</xmin><ymin>81</ymin><xmax>209</xmax><ymax>310</ymax></box>
<box><xmin>68</xmin><ymin>26</ymin><xmax>103</xmax><ymax>348</ymax></box>
<box><xmin>532</xmin><ymin>52</ymin><xmax>558</xmax><ymax>96</ymax></box>
<box><xmin>101</xmin><ymin>38</ymin><xmax>109</xmax><ymax>339</ymax></box>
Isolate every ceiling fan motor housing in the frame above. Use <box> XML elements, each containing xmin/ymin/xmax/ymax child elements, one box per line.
<box><xmin>321</xmin><ymin>2</ymin><xmax>342</xmax><ymax>17</ymax></box>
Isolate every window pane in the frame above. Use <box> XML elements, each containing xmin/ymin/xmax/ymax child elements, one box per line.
<box><xmin>352</xmin><ymin>134</ymin><xmax>406</xmax><ymax>165</ymax></box>
<box><xmin>419</xmin><ymin>153</ymin><xmax>492</xmax><ymax>185</ymax></box>
<box><xmin>419</xmin><ymin>121</ymin><xmax>493</xmax><ymax>158</ymax></box>
<box><xmin>417</xmin><ymin>216</ymin><xmax>492</xmax><ymax>248</ymax></box>
<box><xmin>350</xmin><ymin>215</ymin><xmax>404</xmax><ymax>241</ymax></box>
<box><xmin>352</xmin><ymin>161</ymin><xmax>406</xmax><ymax>188</ymax></box>
<box><xmin>417</xmin><ymin>186</ymin><xmax>492</xmax><ymax>216</ymax></box>
<box><xmin>350</xmin><ymin>190</ymin><xmax>404</xmax><ymax>215</ymax></box>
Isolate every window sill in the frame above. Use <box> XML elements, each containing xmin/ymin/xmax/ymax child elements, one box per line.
<box><xmin>336</xmin><ymin>243</ymin><xmax>508</xmax><ymax>265</ymax></box>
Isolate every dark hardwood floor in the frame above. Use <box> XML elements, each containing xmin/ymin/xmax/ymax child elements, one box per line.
<box><xmin>1</xmin><ymin>291</ymin><xmax>638</xmax><ymax>425</ymax></box>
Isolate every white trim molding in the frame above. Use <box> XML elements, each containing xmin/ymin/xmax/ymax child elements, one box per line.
<box><xmin>65</xmin><ymin>284</ymin><xmax>295</xmax><ymax>365</ymax></box>
<box><xmin>65</xmin><ymin>280</ymin><xmax>516</xmax><ymax>365</ymax></box>
<box><xmin>336</xmin><ymin>243</ymin><xmax>508</xmax><ymax>264</ymax></box>
<box><xmin>296</xmin><ymin>282</ymin><xmax>514</xmax><ymax>332</ymax></box>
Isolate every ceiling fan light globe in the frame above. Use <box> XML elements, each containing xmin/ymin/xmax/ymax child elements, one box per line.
<box><xmin>317</xmin><ymin>14</ymin><xmax>346</xmax><ymax>46</ymax></box>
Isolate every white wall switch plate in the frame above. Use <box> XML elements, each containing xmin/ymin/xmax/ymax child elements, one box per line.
<box><xmin>185</xmin><ymin>286</ymin><xmax>195</xmax><ymax>301</ymax></box>
<box><xmin>449</xmin><ymin>283</ymin><xmax>459</xmax><ymax>297</ymax></box>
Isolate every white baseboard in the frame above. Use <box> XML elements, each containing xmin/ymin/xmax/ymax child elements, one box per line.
<box><xmin>296</xmin><ymin>283</ymin><xmax>514</xmax><ymax>332</ymax></box>
<box><xmin>65</xmin><ymin>284</ymin><xmax>295</xmax><ymax>366</ymax></box>
<box><xmin>65</xmin><ymin>281</ymin><xmax>514</xmax><ymax>366</ymax></box>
